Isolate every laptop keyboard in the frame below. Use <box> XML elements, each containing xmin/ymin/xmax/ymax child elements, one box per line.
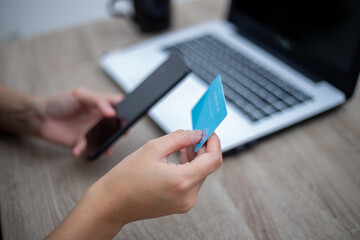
<box><xmin>163</xmin><ymin>34</ymin><xmax>312</xmax><ymax>122</ymax></box>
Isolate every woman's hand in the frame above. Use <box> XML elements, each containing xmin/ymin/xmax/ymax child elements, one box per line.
<box><xmin>37</xmin><ymin>88</ymin><xmax>123</xmax><ymax>156</ymax></box>
<box><xmin>98</xmin><ymin>130</ymin><xmax>222</xmax><ymax>222</ymax></box>
<box><xmin>47</xmin><ymin>130</ymin><xmax>223</xmax><ymax>240</ymax></box>
<box><xmin>0</xmin><ymin>85</ymin><xmax>122</xmax><ymax>156</ymax></box>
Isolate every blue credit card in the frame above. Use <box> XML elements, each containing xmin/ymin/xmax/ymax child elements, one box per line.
<box><xmin>192</xmin><ymin>75</ymin><xmax>228</xmax><ymax>152</ymax></box>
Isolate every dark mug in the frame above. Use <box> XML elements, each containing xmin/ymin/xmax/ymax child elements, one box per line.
<box><xmin>108</xmin><ymin>0</ymin><xmax>171</xmax><ymax>33</ymax></box>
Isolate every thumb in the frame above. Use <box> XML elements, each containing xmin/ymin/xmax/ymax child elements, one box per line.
<box><xmin>154</xmin><ymin>130</ymin><xmax>202</xmax><ymax>157</ymax></box>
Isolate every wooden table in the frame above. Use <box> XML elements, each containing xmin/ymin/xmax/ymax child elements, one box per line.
<box><xmin>1</xmin><ymin>0</ymin><xmax>359</xmax><ymax>239</ymax></box>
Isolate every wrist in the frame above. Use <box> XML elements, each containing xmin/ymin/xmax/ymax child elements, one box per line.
<box><xmin>83</xmin><ymin>179</ymin><xmax>127</xmax><ymax>235</ymax></box>
<box><xmin>0</xmin><ymin>86</ymin><xmax>45</xmax><ymax>136</ymax></box>
<box><xmin>25</xmin><ymin>95</ymin><xmax>45</xmax><ymax>137</ymax></box>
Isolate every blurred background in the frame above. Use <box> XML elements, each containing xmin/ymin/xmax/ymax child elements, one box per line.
<box><xmin>0</xmin><ymin>0</ymin><xmax>194</xmax><ymax>43</ymax></box>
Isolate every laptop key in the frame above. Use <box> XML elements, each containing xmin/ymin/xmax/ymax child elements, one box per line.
<box><xmin>242</xmin><ymin>102</ymin><xmax>258</xmax><ymax>113</ymax></box>
<box><xmin>262</xmin><ymin>92</ymin><xmax>279</xmax><ymax>104</ymax></box>
<box><xmin>273</xmin><ymin>101</ymin><xmax>289</xmax><ymax>110</ymax></box>
<box><xmin>250</xmin><ymin>110</ymin><xmax>266</xmax><ymax>119</ymax></box>
<box><xmin>283</xmin><ymin>96</ymin><xmax>299</xmax><ymax>106</ymax></box>
<box><xmin>262</xmin><ymin>105</ymin><xmax>278</xmax><ymax>115</ymax></box>
<box><xmin>245</xmin><ymin>113</ymin><xmax>258</xmax><ymax>122</ymax></box>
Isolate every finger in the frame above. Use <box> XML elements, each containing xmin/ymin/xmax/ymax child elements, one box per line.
<box><xmin>105</xmin><ymin>148</ymin><xmax>113</xmax><ymax>155</ymax></box>
<box><xmin>180</xmin><ymin>145</ymin><xmax>197</xmax><ymax>164</ymax></box>
<box><xmin>73</xmin><ymin>88</ymin><xmax>116</xmax><ymax>117</ymax></box>
<box><xmin>102</xmin><ymin>94</ymin><xmax>124</xmax><ymax>105</ymax></box>
<box><xmin>96</xmin><ymin>100</ymin><xmax>116</xmax><ymax>117</ymax></box>
<box><xmin>194</xmin><ymin>132</ymin><xmax>213</xmax><ymax>156</ymax></box>
<box><xmin>73</xmin><ymin>138</ymin><xmax>86</xmax><ymax>157</ymax></box>
<box><xmin>154</xmin><ymin>130</ymin><xmax>202</xmax><ymax>157</ymax></box>
<box><xmin>187</xmin><ymin>145</ymin><xmax>197</xmax><ymax>162</ymax></box>
<box><xmin>181</xmin><ymin>133</ymin><xmax>223</xmax><ymax>181</ymax></box>
<box><xmin>179</xmin><ymin>149</ymin><xmax>188</xmax><ymax>164</ymax></box>
<box><xmin>196</xmin><ymin>143</ymin><xmax>207</xmax><ymax>155</ymax></box>
<box><xmin>202</xmin><ymin>133</ymin><xmax>221</xmax><ymax>154</ymax></box>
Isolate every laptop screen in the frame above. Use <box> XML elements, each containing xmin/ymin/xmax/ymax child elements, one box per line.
<box><xmin>228</xmin><ymin>0</ymin><xmax>360</xmax><ymax>98</ymax></box>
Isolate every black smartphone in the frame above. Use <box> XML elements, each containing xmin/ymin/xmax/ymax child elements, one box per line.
<box><xmin>85</xmin><ymin>53</ymin><xmax>190</xmax><ymax>159</ymax></box>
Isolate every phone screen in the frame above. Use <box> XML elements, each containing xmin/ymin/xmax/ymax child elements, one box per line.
<box><xmin>85</xmin><ymin>53</ymin><xmax>190</xmax><ymax>159</ymax></box>
<box><xmin>85</xmin><ymin>117</ymin><xmax>128</xmax><ymax>158</ymax></box>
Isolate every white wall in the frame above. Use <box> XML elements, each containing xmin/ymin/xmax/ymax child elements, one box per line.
<box><xmin>0</xmin><ymin>0</ymin><xmax>194</xmax><ymax>43</ymax></box>
<box><xmin>0</xmin><ymin>0</ymin><xmax>111</xmax><ymax>42</ymax></box>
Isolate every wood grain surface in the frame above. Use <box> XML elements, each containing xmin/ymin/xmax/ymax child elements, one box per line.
<box><xmin>1</xmin><ymin>0</ymin><xmax>359</xmax><ymax>239</ymax></box>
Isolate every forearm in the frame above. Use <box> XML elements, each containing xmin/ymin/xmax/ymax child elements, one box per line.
<box><xmin>0</xmin><ymin>85</ymin><xmax>44</xmax><ymax>136</ymax></box>
<box><xmin>47</xmin><ymin>180</ymin><xmax>126</xmax><ymax>240</ymax></box>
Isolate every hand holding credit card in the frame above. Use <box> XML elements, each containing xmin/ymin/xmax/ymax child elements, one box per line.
<box><xmin>192</xmin><ymin>76</ymin><xmax>227</xmax><ymax>152</ymax></box>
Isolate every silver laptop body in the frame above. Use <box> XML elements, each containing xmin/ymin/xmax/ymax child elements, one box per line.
<box><xmin>100</xmin><ymin>5</ymin><xmax>358</xmax><ymax>152</ymax></box>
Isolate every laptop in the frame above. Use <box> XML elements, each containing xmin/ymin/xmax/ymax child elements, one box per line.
<box><xmin>100</xmin><ymin>0</ymin><xmax>360</xmax><ymax>153</ymax></box>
